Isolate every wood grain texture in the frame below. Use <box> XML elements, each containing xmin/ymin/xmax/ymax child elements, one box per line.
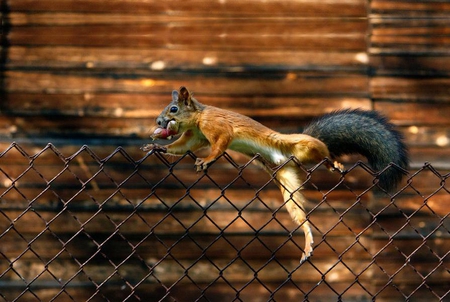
<box><xmin>371</xmin><ymin>77</ymin><xmax>450</xmax><ymax>101</ymax></box>
<box><xmin>371</xmin><ymin>0</ymin><xmax>450</xmax><ymax>16</ymax></box>
<box><xmin>3</xmin><ymin>71</ymin><xmax>370</xmax><ymax>95</ymax></box>
<box><xmin>0</xmin><ymin>0</ymin><xmax>449</xmax><ymax>300</ymax></box>
<box><xmin>7</xmin><ymin>22</ymin><xmax>367</xmax><ymax>51</ymax></box>
<box><xmin>370</xmin><ymin>54</ymin><xmax>450</xmax><ymax>76</ymax></box>
<box><xmin>6</xmin><ymin>0</ymin><xmax>368</xmax><ymax>17</ymax></box>
<box><xmin>7</xmin><ymin>46</ymin><xmax>369</xmax><ymax>71</ymax></box>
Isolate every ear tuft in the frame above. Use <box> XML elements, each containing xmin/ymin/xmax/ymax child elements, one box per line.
<box><xmin>179</xmin><ymin>86</ymin><xmax>191</xmax><ymax>101</ymax></box>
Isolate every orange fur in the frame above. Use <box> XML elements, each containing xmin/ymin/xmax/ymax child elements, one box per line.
<box><xmin>142</xmin><ymin>86</ymin><xmax>341</xmax><ymax>262</ymax></box>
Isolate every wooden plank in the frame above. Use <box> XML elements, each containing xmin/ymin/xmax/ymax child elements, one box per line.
<box><xmin>11</xmin><ymin>13</ymin><xmax>367</xmax><ymax>26</ymax></box>
<box><xmin>4</xmin><ymin>71</ymin><xmax>369</xmax><ymax>95</ymax></box>
<box><xmin>370</xmin><ymin>54</ymin><xmax>450</xmax><ymax>76</ymax></box>
<box><xmin>0</xmin><ymin>115</ymin><xmax>152</xmax><ymax>138</ymax></box>
<box><xmin>371</xmin><ymin>18</ymin><xmax>450</xmax><ymax>37</ymax></box>
<box><xmin>8</xmin><ymin>13</ymin><xmax>368</xmax><ymax>26</ymax></box>
<box><xmin>0</xmin><ymin>93</ymin><xmax>372</xmax><ymax>119</ymax></box>
<box><xmin>408</xmin><ymin>146</ymin><xmax>450</xmax><ymax>169</ymax></box>
<box><xmin>6</xmin><ymin>46</ymin><xmax>369</xmax><ymax>71</ymax></box>
<box><xmin>370</xmin><ymin>35</ymin><xmax>450</xmax><ymax>54</ymax></box>
<box><xmin>7</xmin><ymin>21</ymin><xmax>367</xmax><ymax>51</ymax></box>
<box><xmin>0</xmin><ymin>93</ymin><xmax>372</xmax><ymax>140</ymax></box>
<box><xmin>398</xmin><ymin>126</ymin><xmax>450</xmax><ymax>147</ymax></box>
<box><xmin>370</xmin><ymin>14</ymin><xmax>450</xmax><ymax>54</ymax></box>
<box><xmin>6</xmin><ymin>0</ymin><xmax>368</xmax><ymax>17</ymax></box>
<box><xmin>371</xmin><ymin>1</ymin><xmax>450</xmax><ymax>16</ymax></box>
<box><xmin>371</xmin><ymin>77</ymin><xmax>450</xmax><ymax>102</ymax></box>
<box><xmin>7</xmin><ymin>21</ymin><xmax>366</xmax><ymax>39</ymax></box>
<box><xmin>374</xmin><ymin>102</ymin><xmax>450</xmax><ymax>126</ymax></box>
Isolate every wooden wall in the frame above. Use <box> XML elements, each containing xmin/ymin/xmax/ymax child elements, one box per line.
<box><xmin>0</xmin><ymin>0</ymin><xmax>449</xmax><ymax>301</ymax></box>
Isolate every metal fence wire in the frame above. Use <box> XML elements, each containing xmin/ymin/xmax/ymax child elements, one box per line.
<box><xmin>0</xmin><ymin>143</ymin><xmax>448</xmax><ymax>302</ymax></box>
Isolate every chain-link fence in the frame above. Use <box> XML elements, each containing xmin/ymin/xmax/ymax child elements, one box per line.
<box><xmin>0</xmin><ymin>143</ymin><xmax>448</xmax><ymax>302</ymax></box>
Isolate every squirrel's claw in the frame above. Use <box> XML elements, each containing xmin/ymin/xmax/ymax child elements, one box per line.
<box><xmin>326</xmin><ymin>160</ymin><xmax>345</xmax><ymax>173</ymax></box>
<box><xmin>299</xmin><ymin>223</ymin><xmax>314</xmax><ymax>264</ymax></box>
<box><xmin>332</xmin><ymin>161</ymin><xmax>345</xmax><ymax>173</ymax></box>
<box><xmin>140</xmin><ymin>144</ymin><xmax>151</xmax><ymax>152</ymax></box>
<box><xmin>195</xmin><ymin>158</ymin><xmax>208</xmax><ymax>172</ymax></box>
<box><xmin>141</xmin><ymin>144</ymin><xmax>167</xmax><ymax>153</ymax></box>
<box><xmin>300</xmin><ymin>237</ymin><xmax>314</xmax><ymax>263</ymax></box>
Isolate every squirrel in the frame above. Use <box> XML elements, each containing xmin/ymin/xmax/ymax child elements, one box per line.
<box><xmin>142</xmin><ymin>86</ymin><xmax>409</xmax><ymax>262</ymax></box>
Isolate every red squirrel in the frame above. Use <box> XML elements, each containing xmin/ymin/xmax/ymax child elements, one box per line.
<box><xmin>142</xmin><ymin>86</ymin><xmax>409</xmax><ymax>262</ymax></box>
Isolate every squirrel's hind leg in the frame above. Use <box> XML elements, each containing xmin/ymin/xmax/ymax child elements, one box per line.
<box><xmin>286</xmin><ymin>196</ymin><xmax>314</xmax><ymax>263</ymax></box>
<box><xmin>275</xmin><ymin>166</ymin><xmax>314</xmax><ymax>263</ymax></box>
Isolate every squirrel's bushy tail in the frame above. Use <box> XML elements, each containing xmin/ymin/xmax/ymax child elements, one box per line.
<box><xmin>303</xmin><ymin>109</ymin><xmax>409</xmax><ymax>192</ymax></box>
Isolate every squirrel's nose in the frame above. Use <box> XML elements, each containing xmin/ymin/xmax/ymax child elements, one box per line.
<box><xmin>156</xmin><ymin>116</ymin><xmax>169</xmax><ymax>128</ymax></box>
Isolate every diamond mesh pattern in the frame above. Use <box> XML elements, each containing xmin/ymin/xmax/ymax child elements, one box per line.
<box><xmin>0</xmin><ymin>143</ymin><xmax>448</xmax><ymax>301</ymax></box>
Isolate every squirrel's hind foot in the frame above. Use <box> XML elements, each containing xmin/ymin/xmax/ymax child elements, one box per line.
<box><xmin>326</xmin><ymin>160</ymin><xmax>345</xmax><ymax>173</ymax></box>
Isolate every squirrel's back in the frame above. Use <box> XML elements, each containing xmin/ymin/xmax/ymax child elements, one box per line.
<box><xmin>303</xmin><ymin>109</ymin><xmax>409</xmax><ymax>192</ymax></box>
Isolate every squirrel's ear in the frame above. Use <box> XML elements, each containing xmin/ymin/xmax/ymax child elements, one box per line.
<box><xmin>172</xmin><ymin>90</ymin><xmax>179</xmax><ymax>102</ymax></box>
<box><xmin>179</xmin><ymin>86</ymin><xmax>191</xmax><ymax>103</ymax></box>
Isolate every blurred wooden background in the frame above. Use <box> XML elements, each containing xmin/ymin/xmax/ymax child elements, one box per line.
<box><xmin>0</xmin><ymin>0</ymin><xmax>449</xmax><ymax>301</ymax></box>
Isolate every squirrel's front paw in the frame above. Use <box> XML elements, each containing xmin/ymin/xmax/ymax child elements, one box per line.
<box><xmin>195</xmin><ymin>158</ymin><xmax>209</xmax><ymax>172</ymax></box>
<box><xmin>141</xmin><ymin>143</ymin><xmax>167</xmax><ymax>153</ymax></box>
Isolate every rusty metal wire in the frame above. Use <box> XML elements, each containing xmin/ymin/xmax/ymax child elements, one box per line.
<box><xmin>0</xmin><ymin>143</ymin><xmax>448</xmax><ymax>301</ymax></box>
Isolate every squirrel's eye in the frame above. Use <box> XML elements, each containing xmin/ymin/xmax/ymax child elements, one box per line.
<box><xmin>169</xmin><ymin>106</ymin><xmax>178</xmax><ymax>113</ymax></box>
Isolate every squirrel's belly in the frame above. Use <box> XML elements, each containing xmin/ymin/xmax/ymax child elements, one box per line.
<box><xmin>229</xmin><ymin>138</ymin><xmax>287</xmax><ymax>165</ymax></box>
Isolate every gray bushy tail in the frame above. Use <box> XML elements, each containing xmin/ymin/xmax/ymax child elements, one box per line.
<box><xmin>303</xmin><ymin>109</ymin><xmax>409</xmax><ymax>192</ymax></box>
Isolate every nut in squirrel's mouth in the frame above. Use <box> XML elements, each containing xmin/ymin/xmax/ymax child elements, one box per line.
<box><xmin>151</xmin><ymin>120</ymin><xmax>178</xmax><ymax>140</ymax></box>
